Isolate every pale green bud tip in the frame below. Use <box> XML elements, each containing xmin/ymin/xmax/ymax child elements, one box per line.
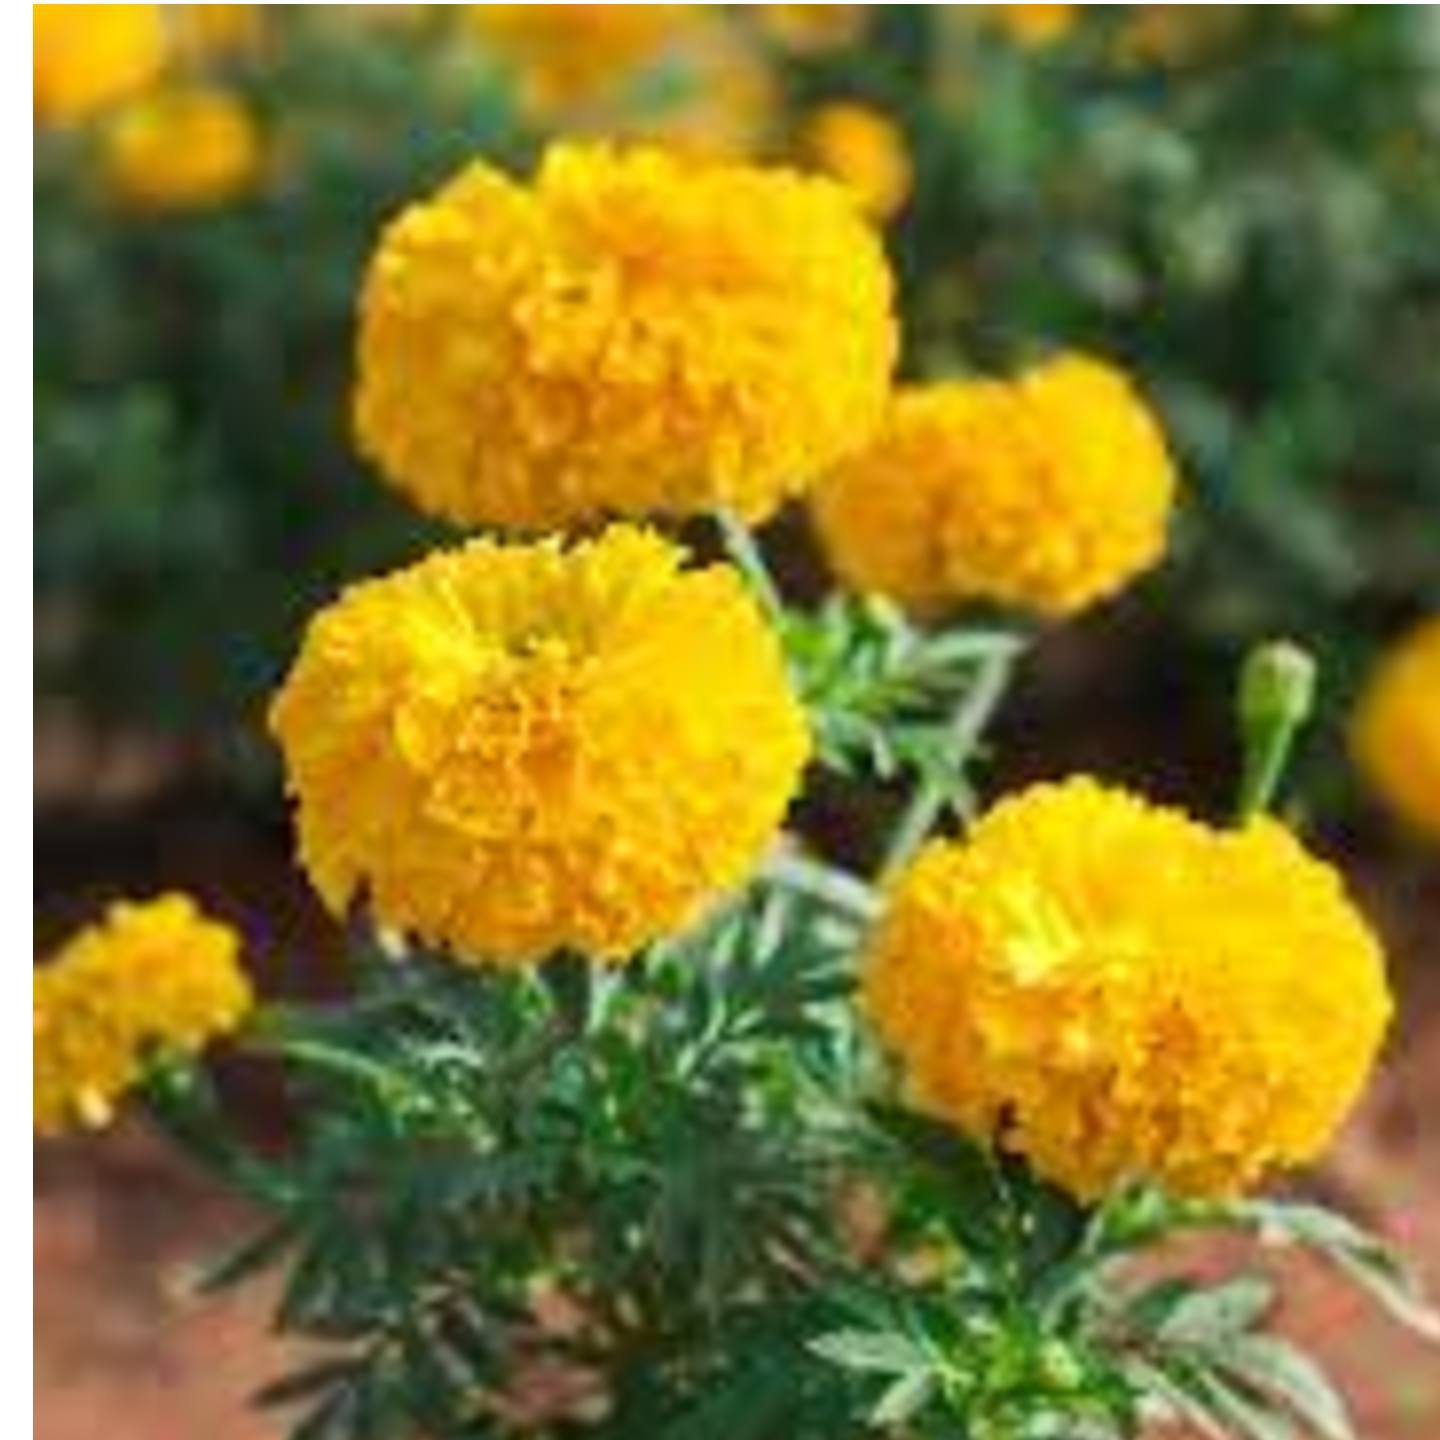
<box><xmin>1239</xmin><ymin>641</ymin><xmax>1317</xmax><ymax>732</ymax></box>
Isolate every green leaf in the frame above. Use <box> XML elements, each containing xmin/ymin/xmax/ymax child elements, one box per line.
<box><xmin>869</xmin><ymin>1368</ymin><xmax>936</xmax><ymax>1427</ymax></box>
<box><xmin>1215</xmin><ymin>1335</ymin><xmax>1355</xmax><ymax>1440</ymax></box>
<box><xmin>1156</xmin><ymin>1275</ymin><xmax>1276</xmax><ymax>1344</ymax></box>
<box><xmin>188</xmin><ymin>1218</ymin><xmax>298</xmax><ymax>1295</ymax></box>
<box><xmin>807</xmin><ymin>1329</ymin><xmax>930</xmax><ymax>1376</ymax></box>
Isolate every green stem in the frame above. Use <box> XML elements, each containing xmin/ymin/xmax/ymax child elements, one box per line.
<box><xmin>761</xmin><ymin>851</ymin><xmax>881</xmax><ymax>926</ymax></box>
<box><xmin>713</xmin><ymin>509</ymin><xmax>784</xmax><ymax>624</ymax></box>
<box><xmin>879</xmin><ymin>648</ymin><xmax>1016</xmax><ymax>880</ymax></box>
<box><xmin>247</xmin><ymin>1033</ymin><xmax>408</xmax><ymax>1099</ymax></box>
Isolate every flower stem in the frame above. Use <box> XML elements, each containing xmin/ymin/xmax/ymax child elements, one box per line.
<box><xmin>879</xmin><ymin>647</ymin><xmax>1016</xmax><ymax>880</ymax></box>
<box><xmin>761</xmin><ymin>850</ymin><xmax>881</xmax><ymax>926</ymax></box>
<box><xmin>713</xmin><ymin>509</ymin><xmax>784</xmax><ymax>624</ymax></box>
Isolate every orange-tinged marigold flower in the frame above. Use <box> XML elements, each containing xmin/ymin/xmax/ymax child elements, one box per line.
<box><xmin>862</xmin><ymin>778</ymin><xmax>1391</xmax><ymax>1200</ymax></box>
<box><xmin>799</xmin><ymin>101</ymin><xmax>912</xmax><ymax>223</ymax></box>
<box><xmin>465</xmin><ymin>4</ymin><xmax>692</xmax><ymax>112</ymax></box>
<box><xmin>269</xmin><ymin>526</ymin><xmax>811</xmax><ymax>965</ymax></box>
<box><xmin>354</xmin><ymin>141</ymin><xmax>897</xmax><ymax>529</ymax></box>
<box><xmin>978</xmin><ymin>4</ymin><xmax>1078</xmax><ymax>48</ymax></box>
<box><xmin>755</xmin><ymin>5</ymin><xmax>866</xmax><ymax>54</ymax></box>
<box><xmin>812</xmin><ymin>354</ymin><xmax>1178</xmax><ymax>617</ymax></box>
<box><xmin>34</xmin><ymin>4</ymin><xmax>167</xmax><ymax>127</ymax></box>
<box><xmin>1351</xmin><ymin>616</ymin><xmax>1440</xmax><ymax>841</ymax></box>
<box><xmin>34</xmin><ymin>895</ymin><xmax>253</xmax><ymax>1136</ymax></box>
<box><xmin>101</xmin><ymin>85</ymin><xmax>262</xmax><ymax>210</ymax></box>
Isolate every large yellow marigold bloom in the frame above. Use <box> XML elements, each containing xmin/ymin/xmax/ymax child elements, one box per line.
<box><xmin>862</xmin><ymin>778</ymin><xmax>1390</xmax><ymax>1199</ymax></box>
<box><xmin>812</xmin><ymin>354</ymin><xmax>1177</xmax><ymax>617</ymax></box>
<box><xmin>34</xmin><ymin>4</ymin><xmax>167</xmax><ymax>127</ymax></box>
<box><xmin>34</xmin><ymin>895</ymin><xmax>253</xmax><ymax>1136</ymax></box>
<box><xmin>101</xmin><ymin>86</ymin><xmax>262</xmax><ymax>211</ymax></box>
<box><xmin>354</xmin><ymin>141</ymin><xmax>897</xmax><ymax>530</ymax></box>
<box><xmin>269</xmin><ymin>526</ymin><xmax>811</xmax><ymax>965</ymax></box>
<box><xmin>799</xmin><ymin>102</ymin><xmax>912</xmax><ymax>223</ymax></box>
<box><xmin>1351</xmin><ymin>617</ymin><xmax>1440</xmax><ymax>841</ymax></box>
<box><xmin>466</xmin><ymin>5</ymin><xmax>691</xmax><ymax>112</ymax></box>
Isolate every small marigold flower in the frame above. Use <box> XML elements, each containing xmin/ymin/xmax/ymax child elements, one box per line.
<box><xmin>34</xmin><ymin>895</ymin><xmax>253</xmax><ymax>1136</ymax></box>
<box><xmin>862</xmin><ymin>777</ymin><xmax>1390</xmax><ymax>1199</ymax></box>
<box><xmin>812</xmin><ymin>354</ymin><xmax>1178</xmax><ymax>617</ymax></box>
<box><xmin>101</xmin><ymin>86</ymin><xmax>262</xmax><ymax>211</ymax></box>
<box><xmin>799</xmin><ymin>102</ymin><xmax>912</xmax><ymax>223</ymax></box>
<box><xmin>465</xmin><ymin>5</ymin><xmax>692</xmax><ymax>113</ymax></box>
<box><xmin>269</xmin><ymin>526</ymin><xmax>811</xmax><ymax>965</ymax></box>
<box><xmin>977</xmin><ymin>4</ymin><xmax>1078</xmax><ymax>48</ymax></box>
<box><xmin>169</xmin><ymin>4</ymin><xmax>265</xmax><ymax>62</ymax></box>
<box><xmin>353</xmin><ymin>141</ymin><xmax>897</xmax><ymax>530</ymax></box>
<box><xmin>755</xmin><ymin>5</ymin><xmax>866</xmax><ymax>54</ymax></box>
<box><xmin>1351</xmin><ymin>616</ymin><xmax>1440</xmax><ymax>841</ymax></box>
<box><xmin>34</xmin><ymin>4</ymin><xmax>167</xmax><ymax>127</ymax></box>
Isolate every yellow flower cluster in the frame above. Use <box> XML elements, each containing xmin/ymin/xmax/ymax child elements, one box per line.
<box><xmin>812</xmin><ymin>354</ymin><xmax>1178</xmax><ymax>617</ymax></box>
<box><xmin>34</xmin><ymin>4</ymin><xmax>166</xmax><ymax>127</ymax></box>
<box><xmin>34</xmin><ymin>895</ymin><xmax>253</xmax><ymax>1136</ymax></box>
<box><xmin>862</xmin><ymin>778</ymin><xmax>1390</xmax><ymax>1199</ymax></box>
<box><xmin>1351</xmin><ymin>616</ymin><xmax>1440</xmax><ymax>841</ymax></box>
<box><xmin>101</xmin><ymin>85</ymin><xmax>262</xmax><ymax>211</ymax></box>
<box><xmin>269</xmin><ymin>526</ymin><xmax>810</xmax><ymax>965</ymax></box>
<box><xmin>466</xmin><ymin>5</ymin><xmax>691</xmax><ymax>113</ymax></box>
<box><xmin>799</xmin><ymin>102</ymin><xmax>913</xmax><ymax>223</ymax></box>
<box><xmin>354</xmin><ymin>141</ymin><xmax>896</xmax><ymax>531</ymax></box>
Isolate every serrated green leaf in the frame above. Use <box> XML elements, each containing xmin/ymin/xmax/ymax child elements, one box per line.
<box><xmin>807</xmin><ymin>1328</ymin><xmax>930</xmax><ymax>1376</ymax></box>
<box><xmin>869</xmin><ymin>1367</ymin><xmax>936</xmax><ymax>1427</ymax></box>
<box><xmin>1215</xmin><ymin>1335</ymin><xmax>1355</xmax><ymax>1440</ymax></box>
<box><xmin>1157</xmin><ymin>1275</ymin><xmax>1276</xmax><ymax>1344</ymax></box>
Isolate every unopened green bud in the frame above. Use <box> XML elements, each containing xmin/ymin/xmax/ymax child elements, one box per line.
<box><xmin>1239</xmin><ymin>641</ymin><xmax>1317</xmax><ymax>733</ymax></box>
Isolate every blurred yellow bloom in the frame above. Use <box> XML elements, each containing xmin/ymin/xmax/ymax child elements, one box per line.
<box><xmin>34</xmin><ymin>4</ymin><xmax>167</xmax><ymax>127</ymax></box>
<box><xmin>169</xmin><ymin>4</ymin><xmax>265</xmax><ymax>61</ymax></box>
<box><xmin>355</xmin><ymin>141</ymin><xmax>897</xmax><ymax>529</ymax></box>
<box><xmin>1351</xmin><ymin>616</ymin><xmax>1440</xmax><ymax>841</ymax></box>
<box><xmin>813</xmin><ymin>354</ymin><xmax>1177</xmax><ymax>617</ymax></box>
<box><xmin>755</xmin><ymin>5</ymin><xmax>865</xmax><ymax>53</ymax></box>
<box><xmin>102</xmin><ymin>85</ymin><xmax>262</xmax><ymax>210</ymax></box>
<box><xmin>34</xmin><ymin>895</ymin><xmax>253</xmax><ymax>1136</ymax></box>
<box><xmin>978</xmin><ymin>4</ymin><xmax>1078</xmax><ymax>48</ymax></box>
<box><xmin>799</xmin><ymin>101</ymin><xmax>912</xmax><ymax>223</ymax></box>
<box><xmin>270</xmin><ymin>527</ymin><xmax>811</xmax><ymax>965</ymax></box>
<box><xmin>466</xmin><ymin>4</ymin><xmax>692</xmax><ymax>112</ymax></box>
<box><xmin>863</xmin><ymin>777</ymin><xmax>1391</xmax><ymax>1199</ymax></box>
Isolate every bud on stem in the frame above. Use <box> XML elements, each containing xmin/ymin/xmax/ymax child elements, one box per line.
<box><xmin>1235</xmin><ymin>641</ymin><xmax>1317</xmax><ymax>821</ymax></box>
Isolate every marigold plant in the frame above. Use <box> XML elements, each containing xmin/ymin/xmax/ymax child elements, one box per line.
<box><xmin>33</xmin><ymin>3</ymin><xmax>167</xmax><ymax>127</ymax></box>
<box><xmin>798</xmin><ymin>100</ymin><xmax>912</xmax><ymax>222</ymax></box>
<box><xmin>353</xmin><ymin>140</ymin><xmax>897</xmax><ymax>529</ymax></box>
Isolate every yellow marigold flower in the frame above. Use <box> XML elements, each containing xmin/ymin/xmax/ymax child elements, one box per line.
<box><xmin>465</xmin><ymin>5</ymin><xmax>691</xmax><ymax>112</ymax></box>
<box><xmin>34</xmin><ymin>4</ymin><xmax>167</xmax><ymax>127</ymax></box>
<box><xmin>1351</xmin><ymin>617</ymin><xmax>1440</xmax><ymax>841</ymax></box>
<box><xmin>354</xmin><ymin>141</ymin><xmax>897</xmax><ymax>529</ymax></box>
<box><xmin>812</xmin><ymin>354</ymin><xmax>1177</xmax><ymax>617</ymax></box>
<box><xmin>978</xmin><ymin>4</ymin><xmax>1078</xmax><ymax>48</ymax></box>
<box><xmin>862</xmin><ymin>777</ymin><xmax>1391</xmax><ymax>1200</ymax></box>
<box><xmin>101</xmin><ymin>86</ymin><xmax>262</xmax><ymax>211</ymax></box>
<box><xmin>755</xmin><ymin>5</ymin><xmax>865</xmax><ymax>54</ymax></box>
<box><xmin>799</xmin><ymin>102</ymin><xmax>912</xmax><ymax>223</ymax></box>
<box><xmin>269</xmin><ymin>526</ymin><xmax>811</xmax><ymax>965</ymax></box>
<box><xmin>169</xmin><ymin>4</ymin><xmax>265</xmax><ymax>62</ymax></box>
<box><xmin>34</xmin><ymin>895</ymin><xmax>253</xmax><ymax>1137</ymax></box>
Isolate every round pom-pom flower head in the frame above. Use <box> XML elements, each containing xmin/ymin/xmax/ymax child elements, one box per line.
<box><xmin>102</xmin><ymin>86</ymin><xmax>262</xmax><ymax>211</ymax></box>
<box><xmin>813</xmin><ymin>354</ymin><xmax>1178</xmax><ymax>618</ymax></box>
<box><xmin>270</xmin><ymin>526</ymin><xmax>811</xmax><ymax>965</ymax></box>
<box><xmin>862</xmin><ymin>778</ymin><xmax>1390</xmax><ymax>1199</ymax></box>
<box><xmin>354</xmin><ymin>141</ymin><xmax>897</xmax><ymax>530</ymax></box>
<box><xmin>34</xmin><ymin>4</ymin><xmax>167</xmax><ymax>128</ymax></box>
<box><xmin>799</xmin><ymin>102</ymin><xmax>912</xmax><ymax>223</ymax></box>
<box><xmin>34</xmin><ymin>895</ymin><xmax>253</xmax><ymax>1136</ymax></box>
<box><xmin>1351</xmin><ymin>615</ymin><xmax>1440</xmax><ymax>841</ymax></box>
